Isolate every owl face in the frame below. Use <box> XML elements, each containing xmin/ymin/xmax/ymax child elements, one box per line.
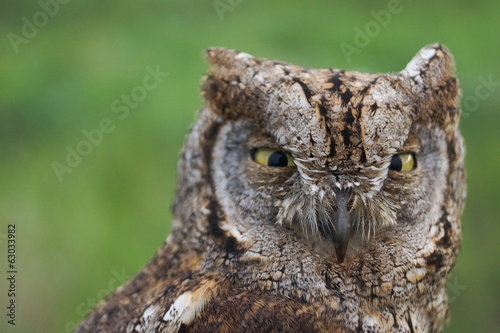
<box><xmin>204</xmin><ymin>45</ymin><xmax>463</xmax><ymax>262</ymax></box>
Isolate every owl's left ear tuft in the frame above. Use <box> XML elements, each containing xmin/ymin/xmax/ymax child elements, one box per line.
<box><xmin>400</xmin><ymin>43</ymin><xmax>457</xmax><ymax>92</ymax></box>
<box><xmin>401</xmin><ymin>44</ymin><xmax>461</xmax><ymax>130</ymax></box>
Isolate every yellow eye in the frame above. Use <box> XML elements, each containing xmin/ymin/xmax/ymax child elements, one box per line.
<box><xmin>253</xmin><ymin>148</ymin><xmax>295</xmax><ymax>167</ymax></box>
<box><xmin>389</xmin><ymin>153</ymin><xmax>415</xmax><ymax>172</ymax></box>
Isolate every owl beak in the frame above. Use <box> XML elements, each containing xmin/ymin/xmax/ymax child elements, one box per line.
<box><xmin>322</xmin><ymin>189</ymin><xmax>350</xmax><ymax>263</ymax></box>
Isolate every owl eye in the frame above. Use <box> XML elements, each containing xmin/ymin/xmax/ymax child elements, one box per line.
<box><xmin>253</xmin><ymin>148</ymin><xmax>295</xmax><ymax>167</ymax></box>
<box><xmin>389</xmin><ymin>153</ymin><xmax>415</xmax><ymax>172</ymax></box>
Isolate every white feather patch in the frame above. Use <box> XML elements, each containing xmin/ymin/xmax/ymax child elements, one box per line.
<box><xmin>162</xmin><ymin>280</ymin><xmax>218</xmax><ymax>332</ymax></box>
<box><xmin>220</xmin><ymin>222</ymin><xmax>246</xmax><ymax>242</ymax></box>
<box><xmin>402</xmin><ymin>47</ymin><xmax>436</xmax><ymax>88</ymax></box>
<box><xmin>134</xmin><ymin>305</ymin><xmax>159</xmax><ymax>332</ymax></box>
<box><xmin>235</xmin><ymin>52</ymin><xmax>253</xmax><ymax>59</ymax></box>
<box><xmin>420</xmin><ymin>47</ymin><xmax>437</xmax><ymax>60</ymax></box>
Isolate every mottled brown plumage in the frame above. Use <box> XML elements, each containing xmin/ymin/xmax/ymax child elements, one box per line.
<box><xmin>75</xmin><ymin>44</ymin><xmax>465</xmax><ymax>333</ymax></box>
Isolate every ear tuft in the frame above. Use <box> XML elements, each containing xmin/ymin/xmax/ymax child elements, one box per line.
<box><xmin>203</xmin><ymin>47</ymin><xmax>255</xmax><ymax>77</ymax></box>
<box><xmin>201</xmin><ymin>48</ymin><xmax>257</xmax><ymax>119</ymax></box>
<box><xmin>401</xmin><ymin>44</ymin><xmax>461</xmax><ymax>131</ymax></box>
<box><xmin>400</xmin><ymin>43</ymin><xmax>456</xmax><ymax>91</ymax></box>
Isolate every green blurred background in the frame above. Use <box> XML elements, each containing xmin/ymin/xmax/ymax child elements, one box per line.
<box><xmin>1</xmin><ymin>0</ymin><xmax>499</xmax><ymax>332</ymax></box>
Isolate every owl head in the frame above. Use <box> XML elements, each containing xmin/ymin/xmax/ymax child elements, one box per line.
<box><xmin>74</xmin><ymin>45</ymin><xmax>466</xmax><ymax>333</ymax></box>
<box><xmin>176</xmin><ymin>44</ymin><xmax>464</xmax><ymax>267</ymax></box>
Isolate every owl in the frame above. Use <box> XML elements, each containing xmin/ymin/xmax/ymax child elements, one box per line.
<box><xmin>75</xmin><ymin>43</ymin><xmax>465</xmax><ymax>333</ymax></box>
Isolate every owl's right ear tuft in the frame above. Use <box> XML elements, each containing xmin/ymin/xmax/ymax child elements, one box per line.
<box><xmin>203</xmin><ymin>47</ymin><xmax>255</xmax><ymax>77</ymax></box>
<box><xmin>201</xmin><ymin>48</ymin><xmax>257</xmax><ymax>120</ymax></box>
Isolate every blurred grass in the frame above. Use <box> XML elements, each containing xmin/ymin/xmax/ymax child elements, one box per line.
<box><xmin>0</xmin><ymin>0</ymin><xmax>499</xmax><ymax>332</ymax></box>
